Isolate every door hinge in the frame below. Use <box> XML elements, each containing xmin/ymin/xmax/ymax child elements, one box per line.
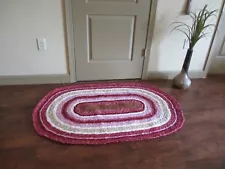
<box><xmin>142</xmin><ymin>48</ymin><xmax>147</xmax><ymax>57</ymax></box>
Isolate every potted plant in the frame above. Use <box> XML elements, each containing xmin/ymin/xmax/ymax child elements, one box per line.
<box><xmin>171</xmin><ymin>5</ymin><xmax>218</xmax><ymax>89</ymax></box>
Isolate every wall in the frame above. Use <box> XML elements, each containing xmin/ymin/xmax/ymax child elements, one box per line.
<box><xmin>148</xmin><ymin>0</ymin><xmax>223</xmax><ymax>74</ymax></box>
<box><xmin>0</xmin><ymin>0</ymin><xmax>223</xmax><ymax>80</ymax></box>
<box><xmin>0</xmin><ymin>0</ymin><xmax>67</xmax><ymax>76</ymax></box>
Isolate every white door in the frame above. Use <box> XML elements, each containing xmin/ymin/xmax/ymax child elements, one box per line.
<box><xmin>209</xmin><ymin>4</ymin><xmax>225</xmax><ymax>74</ymax></box>
<box><xmin>72</xmin><ymin>0</ymin><xmax>150</xmax><ymax>81</ymax></box>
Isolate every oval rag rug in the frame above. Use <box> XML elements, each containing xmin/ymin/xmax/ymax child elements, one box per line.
<box><xmin>33</xmin><ymin>82</ymin><xmax>184</xmax><ymax>145</ymax></box>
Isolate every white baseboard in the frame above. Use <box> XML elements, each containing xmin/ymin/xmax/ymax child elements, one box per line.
<box><xmin>0</xmin><ymin>74</ymin><xmax>70</xmax><ymax>85</ymax></box>
<box><xmin>0</xmin><ymin>71</ymin><xmax>206</xmax><ymax>85</ymax></box>
<box><xmin>147</xmin><ymin>71</ymin><xmax>206</xmax><ymax>80</ymax></box>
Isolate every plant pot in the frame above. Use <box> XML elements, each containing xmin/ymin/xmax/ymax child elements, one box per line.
<box><xmin>173</xmin><ymin>48</ymin><xmax>193</xmax><ymax>89</ymax></box>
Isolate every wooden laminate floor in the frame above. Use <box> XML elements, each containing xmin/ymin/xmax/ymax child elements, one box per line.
<box><xmin>0</xmin><ymin>76</ymin><xmax>225</xmax><ymax>169</ymax></box>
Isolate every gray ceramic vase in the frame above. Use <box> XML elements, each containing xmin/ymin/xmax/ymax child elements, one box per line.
<box><xmin>173</xmin><ymin>49</ymin><xmax>193</xmax><ymax>89</ymax></box>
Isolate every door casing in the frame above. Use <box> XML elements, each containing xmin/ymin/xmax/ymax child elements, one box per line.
<box><xmin>203</xmin><ymin>1</ymin><xmax>225</xmax><ymax>75</ymax></box>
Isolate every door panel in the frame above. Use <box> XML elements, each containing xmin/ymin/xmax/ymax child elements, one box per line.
<box><xmin>88</xmin><ymin>15</ymin><xmax>135</xmax><ymax>61</ymax></box>
<box><xmin>72</xmin><ymin>0</ymin><xmax>150</xmax><ymax>81</ymax></box>
<box><xmin>87</xmin><ymin>0</ymin><xmax>137</xmax><ymax>3</ymax></box>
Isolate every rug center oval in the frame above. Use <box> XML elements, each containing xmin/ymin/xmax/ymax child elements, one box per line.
<box><xmin>74</xmin><ymin>100</ymin><xmax>144</xmax><ymax>116</ymax></box>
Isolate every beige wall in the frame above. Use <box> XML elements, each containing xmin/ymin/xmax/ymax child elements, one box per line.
<box><xmin>148</xmin><ymin>0</ymin><xmax>223</xmax><ymax>73</ymax></box>
<box><xmin>0</xmin><ymin>0</ymin><xmax>67</xmax><ymax>76</ymax></box>
<box><xmin>0</xmin><ymin>0</ymin><xmax>223</xmax><ymax>79</ymax></box>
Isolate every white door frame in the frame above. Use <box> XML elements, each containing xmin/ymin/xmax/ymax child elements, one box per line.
<box><xmin>64</xmin><ymin>0</ymin><xmax>158</xmax><ymax>82</ymax></box>
<box><xmin>203</xmin><ymin>1</ymin><xmax>225</xmax><ymax>76</ymax></box>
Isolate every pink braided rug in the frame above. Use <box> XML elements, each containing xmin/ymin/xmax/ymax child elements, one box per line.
<box><xmin>33</xmin><ymin>82</ymin><xmax>184</xmax><ymax>145</ymax></box>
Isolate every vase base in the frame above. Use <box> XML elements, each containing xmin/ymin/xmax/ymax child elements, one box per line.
<box><xmin>173</xmin><ymin>71</ymin><xmax>191</xmax><ymax>89</ymax></box>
